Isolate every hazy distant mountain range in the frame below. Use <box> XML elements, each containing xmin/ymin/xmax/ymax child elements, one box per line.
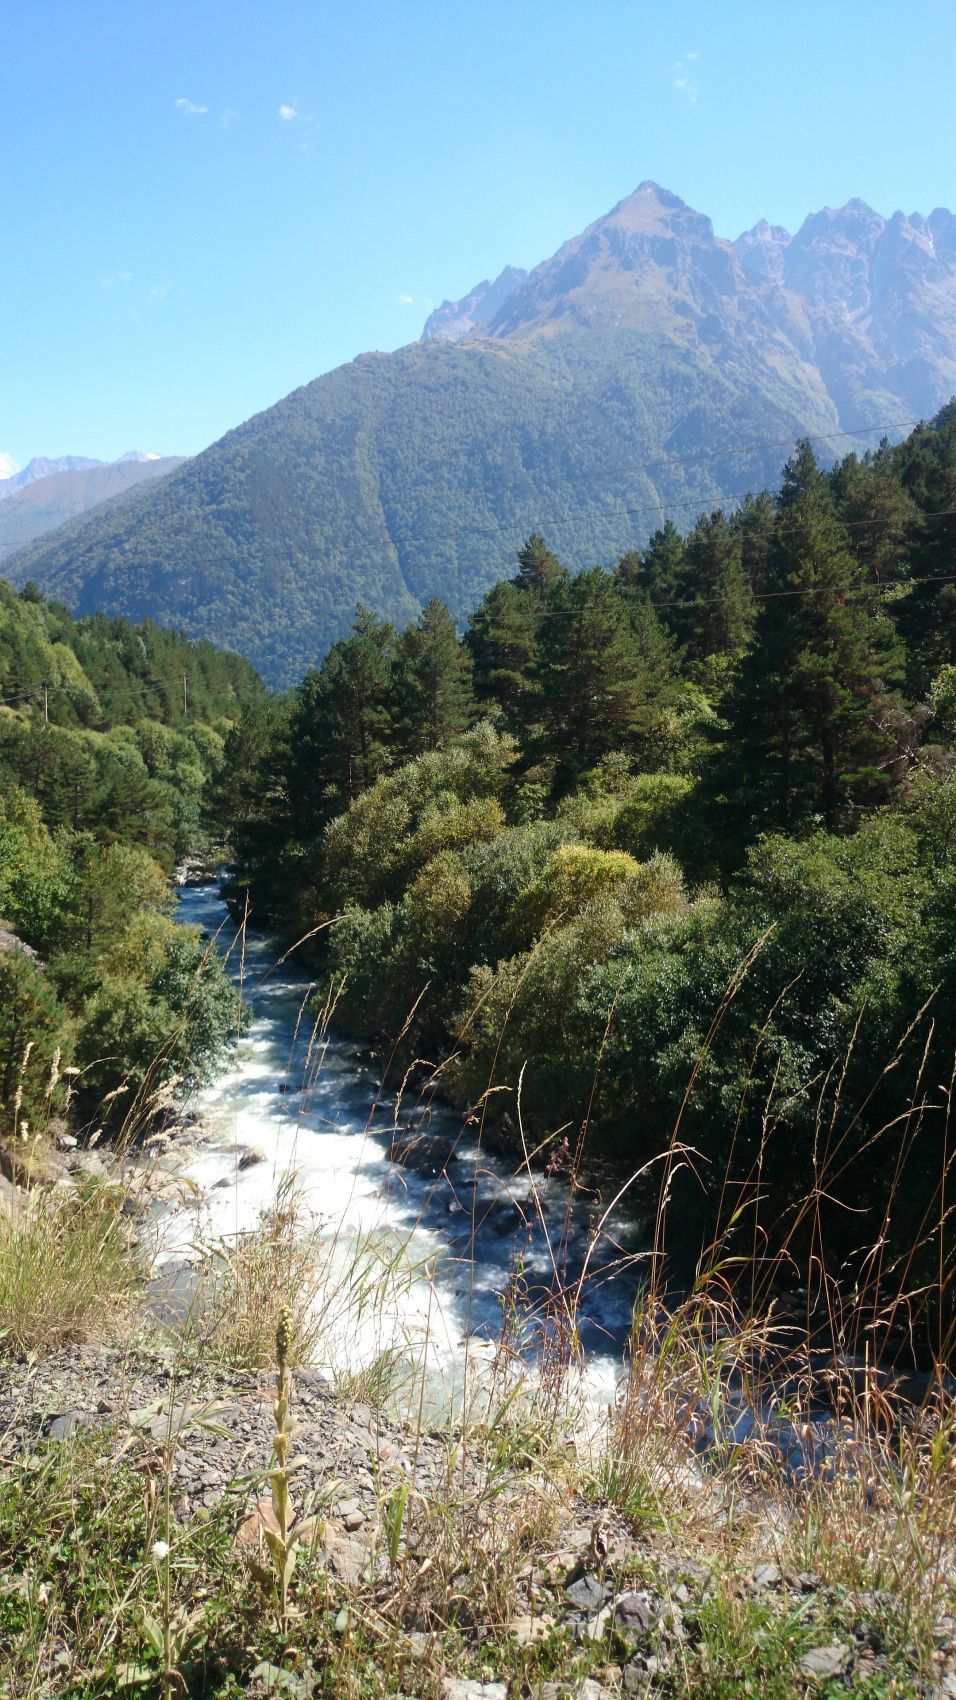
<box><xmin>0</xmin><ymin>450</ymin><xmax>167</xmax><ymax>500</ymax></box>
<box><xmin>0</xmin><ymin>454</ymin><xmax>185</xmax><ymax>563</ymax></box>
<box><xmin>9</xmin><ymin>182</ymin><xmax>956</xmax><ymax>684</ymax></box>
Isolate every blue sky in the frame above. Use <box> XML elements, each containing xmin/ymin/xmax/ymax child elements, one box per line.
<box><xmin>3</xmin><ymin>0</ymin><xmax>956</xmax><ymax>468</ymax></box>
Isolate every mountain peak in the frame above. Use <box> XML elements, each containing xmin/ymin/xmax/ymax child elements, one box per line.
<box><xmin>12</xmin><ymin>182</ymin><xmax>956</xmax><ymax>684</ymax></box>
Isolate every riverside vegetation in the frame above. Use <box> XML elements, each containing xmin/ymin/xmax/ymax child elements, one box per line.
<box><xmin>0</xmin><ymin>580</ymin><xmax>260</xmax><ymax>1162</ymax></box>
<box><xmin>1</xmin><ymin>418</ymin><xmax>956</xmax><ymax>1694</ymax></box>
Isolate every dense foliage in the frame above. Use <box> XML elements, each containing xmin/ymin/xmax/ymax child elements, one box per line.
<box><xmin>213</xmin><ymin>410</ymin><xmax>956</xmax><ymax>1298</ymax></box>
<box><xmin>0</xmin><ymin>582</ymin><xmax>262</xmax><ymax>1148</ymax></box>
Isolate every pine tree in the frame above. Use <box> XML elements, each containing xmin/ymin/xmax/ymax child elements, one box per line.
<box><xmin>536</xmin><ymin>568</ymin><xmax>670</xmax><ymax>792</ymax></box>
<box><xmin>725</xmin><ymin>442</ymin><xmax>904</xmax><ymax>832</ymax></box>
<box><xmin>391</xmin><ymin>599</ymin><xmax>475</xmax><ymax>756</ymax></box>
<box><xmin>286</xmin><ymin>606</ymin><xmax>395</xmax><ymax>836</ymax></box>
<box><xmin>640</xmin><ymin>520</ymin><xmax>687</xmax><ymax>608</ymax></box>
<box><xmin>465</xmin><ymin>578</ymin><xmax>540</xmax><ymax>735</ymax></box>
<box><xmin>512</xmin><ymin>533</ymin><xmax>567</xmax><ymax>593</ymax></box>
<box><xmin>679</xmin><ymin>510</ymin><xmax>753</xmax><ymax>661</ymax></box>
<box><xmin>831</xmin><ymin>443</ymin><xmax>916</xmax><ymax>585</ymax></box>
<box><xmin>894</xmin><ymin>406</ymin><xmax>956</xmax><ymax>690</ymax></box>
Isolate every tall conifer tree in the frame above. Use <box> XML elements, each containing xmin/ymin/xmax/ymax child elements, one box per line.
<box><xmin>391</xmin><ymin>598</ymin><xmax>475</xmax><ymax>756</ymax></box>
<box><xmin>725</xmin><ymin>442</ymin><xmax>903</xmax><ymax>832</ymax></box>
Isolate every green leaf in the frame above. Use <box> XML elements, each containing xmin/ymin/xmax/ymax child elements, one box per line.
<box><xmin>114</xmin><ymin>1663</ymin><xmax>154</xmax><ymax>1687</ymax></box>
<box><xmin>140</xmin><ymin>1613</ymin><xmax>165</xmax><ymax>1658</ymax></box>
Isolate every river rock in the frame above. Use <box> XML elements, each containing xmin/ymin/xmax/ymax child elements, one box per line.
<box><xmin>388</xmin><ymin>1132</ymin><xmax>451</xmax><ymax>1174</ymax></box>
<box><xmin>238</xmin><ymin>1146</ymin><xmax>267</xmax><ymax>1170</ymax></box>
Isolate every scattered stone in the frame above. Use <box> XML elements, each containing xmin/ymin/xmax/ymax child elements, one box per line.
<box><xmin>441</xmin><ymin>1682</ymin><xmax>507</xmax><ymax>1700</ymax></box>
<box><xmin>799</xmin><ymin>1644</ymin><xmax>851</xmax><ymax>1680</ymax></box>
<box><xmin>322</xmin><ymin>1525</ymin><xmax>370</xmax><ymax>1586</ymax></box>
<box><xmin>238</xmin><ymin>1146</ymin><xmax>267</xmax><ymax>1170</ymax></box>
<box><xmin>510</xmin><ymin>1613</ymin><xmax>555</xmax><ymax>1645</ymax></box>
<box><xmin>614</xmin><ymin>1591</ymin><xmax>655</xmax><ymax>1636</ymax></box>
<box><xmin>57</xmin><ymin>1134</ymin><xmax>78</xmax><ymax>1150</ymax></box>
<box><xmin>47</xmin><ymin>1410</ymin><xmax>90</xmax><ymax>1441</ymax></box>
<box><xmin>565</xmin><ymin>1573</ymin><xmax>607</xmax><ymax>1611</ymax></box>
<box><xmin>752</xmin><ymin>1561</ymin><xmax>780</xmax><ymax>1592</ymax></box>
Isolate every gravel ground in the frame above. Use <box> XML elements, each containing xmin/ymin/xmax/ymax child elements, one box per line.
<box><xmin>3</xmin><ymin>1341</ymin><xmax>954</xmax><ymax>1695</ymax></box>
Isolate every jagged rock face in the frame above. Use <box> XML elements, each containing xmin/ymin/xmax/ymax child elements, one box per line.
<box><xmin>421</xmin><ymin>266</ymin><xmax>528</xmax><ymax>340</ymax></box>
<box><xmin>426</xmin><ymin>181</ymin><xmax>956</xmax><ymax>425</ymax></box>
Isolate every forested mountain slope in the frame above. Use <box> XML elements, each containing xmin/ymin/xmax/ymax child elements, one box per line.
<box><xmin>0</xmin><ymin>455</ymin><xmax>186</xmax><ymax>563</ymax></box>
<box><xmin>11</xmin><ymin>183</ymin><xmax>956</xmax><ymax>685</ymax></box>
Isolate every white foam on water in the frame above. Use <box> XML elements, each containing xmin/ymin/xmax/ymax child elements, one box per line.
<box><xmin>151</xmin><ymin>884</ymin><xmax>640</xmax><ymax>1416</ymax></box>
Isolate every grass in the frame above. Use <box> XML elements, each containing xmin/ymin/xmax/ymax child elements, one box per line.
<box><xmin>0</xmin><ymin>1180</ymin><xmax>142</xmax><ymax>1355</ymax></box>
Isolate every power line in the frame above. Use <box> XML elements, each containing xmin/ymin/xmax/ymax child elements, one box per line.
<box><xmin>527</xmin><ymin>569</ymin><xmax>956</xmax><ymax>619</ymax></box>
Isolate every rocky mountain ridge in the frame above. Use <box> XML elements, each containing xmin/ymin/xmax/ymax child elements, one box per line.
<box><xmin>9</xmin><ymin>181</ymin><xmax>956</xmax><ymax>684</ymax></box>
<box><xmin>422</xmin><ymin>181</ymin><xmax>956</xmax><ymax>426</ymax></box>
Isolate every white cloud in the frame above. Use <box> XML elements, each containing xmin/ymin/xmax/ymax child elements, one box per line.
<box><xmin>101</xmin><ymin>269</ymin><xmax>133</xmax><ymax>288</ymax></box>
<box><xmin>149</xmin><ymin>282</ymin><xmax>171</xmax><ymax>300</ymax></box>
<box><xmin>175</xmin><ymin>97</ymin><xmax>207</xmax><ymax>116</ymax></box>
<box><xmin>0</xmin><ymin>452</ymin><xmax>19</xmax><ymax>481</ymax></box>
<box><xmin>279</xmin><ymin>100</ymin><xmax>314</xmax><ymax>132</ymax></box>
<box><xmin>398</xmin><ymin>293</ymin><xmax>415</xmax><ymax>306</ymax></box>
<box><xmin>672</xmin><ymin>57</ymin><xmax>699</xmax><ymax>102</ymax></box>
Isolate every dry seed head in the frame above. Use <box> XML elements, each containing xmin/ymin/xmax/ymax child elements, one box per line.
<box><xmin>46</xmin><ymin>1047</ymin><xmax>61</xmax><ymax>1094</ymax></box>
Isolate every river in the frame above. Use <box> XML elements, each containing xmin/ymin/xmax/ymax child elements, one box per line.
<box><xmin>153</xmin><ymin>882</ymin><xmax>647</xmax><ymax>1413</ymax></box>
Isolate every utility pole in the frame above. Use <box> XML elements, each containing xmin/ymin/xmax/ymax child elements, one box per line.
<box><xmin>181</xmin><ymin>674</ymin><xmax>188</xmax><ymax>718</ymax></box>
<box><xmin>42</xmin><ymin>682</ymin><xmax>49</xmax><ymax>723</ymax></box>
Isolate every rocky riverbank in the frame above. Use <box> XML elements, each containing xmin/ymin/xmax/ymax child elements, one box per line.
<box><xmin>2</xmin><ymin>1335</ymin><xmax>953</xmax><ymax>1697</ymax></box>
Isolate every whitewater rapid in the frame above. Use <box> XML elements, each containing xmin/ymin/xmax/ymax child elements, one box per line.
<box><xmin>152</xmin><ymin>884</ymin><xmax>645</xmax><ymax>1412</ymax></box>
